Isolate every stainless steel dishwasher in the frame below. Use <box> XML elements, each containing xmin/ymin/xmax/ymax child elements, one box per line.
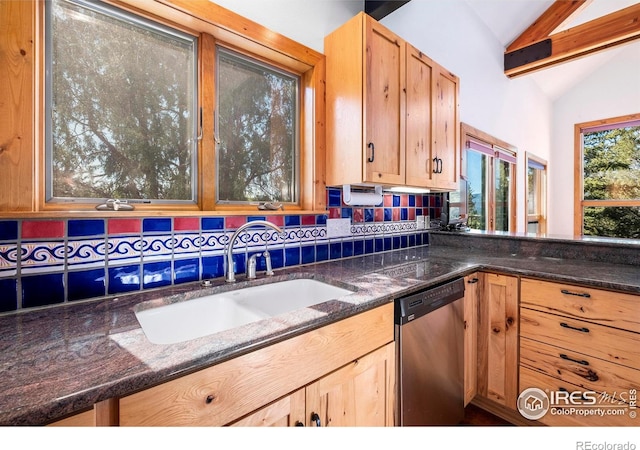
<box><xmin>395</xmin><ymin>277</ymin><xmax>465</xmax><ymax>426</ymax></box>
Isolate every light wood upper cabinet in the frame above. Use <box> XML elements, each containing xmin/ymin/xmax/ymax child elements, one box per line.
<box><xmin>477</xmin><ymin>273</ymin><xmax>519</xmax><ymax>410</ymax></box>
<box><xmin>325</xmin><ymin>12</ymin><xmax>460</xmax><ymax>191</ymax></box>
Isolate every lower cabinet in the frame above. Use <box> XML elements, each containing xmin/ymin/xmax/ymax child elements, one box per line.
<box><xmin>119</xmin><ymin>303</ymin><xmax>395</xmax><ymax>427</ymax></box>
<box><xmin>463</xmin><ymin>272</ymin><xmax>480</xmax><ymax>406</ymax></box>
<box><xmin>477</xmin><ymin>272</ymin><xmax>519</xmax><ymax>410</ymax></box>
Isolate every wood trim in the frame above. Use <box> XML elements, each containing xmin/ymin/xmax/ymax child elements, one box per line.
<box><xmin>506</xmin><ymin>0</ymin><xmax>591</xmax><ymax>52</ymax></box>
<box><xmin>0</xmin><ymin>0</ymin><xmax>36</xmax><ymax>211</ymax></box>
<box><xmin>94</xmin><ymin>398</ymin><xmax>119</xmax><ymax>426</ymax></box>
<box><xmin>506</xmin><ymin>3</ymin><xmax>640</xmax><ymax>77</ymax></box>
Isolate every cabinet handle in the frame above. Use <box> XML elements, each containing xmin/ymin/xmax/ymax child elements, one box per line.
<box><xmin>560</xmin><ymin>322</ymin><xmax>590</xmax><ymax>333</ymax></box>
<box><xmin>432</xmin><ymin>157</ymin><xmax>438</xmax><ymax>174</ymax></box>
<box><xmin>560</xmin><ymin>289</ymin><xmax>591</xmax><ymax>298</ymax></box>
<box><xmin>438</xmin><ymin>158</ymin><xmax>443</xmax><ymax>174</ymax></box>
<box><xmin>467</xmin><ymin>278</ymin><xmax>479</xmax><ymax>284</ymax></box>
<box><xmin>367</xmin><ymin>142</ymin><xmax>375</xmax><ymax>163</ymax></box>
<box><xmin>311</xmin><ymin>412</ymin><xmax>321</xmax><ymax>427</ymax></box>
<box><xmin>559</xmin><ymin>353</ymin><xmax>589</xmax><ymax>366</ymax></box>
<box><xmin>295</xmin><ymin>421</ymin><xmax>304</xmax><ymax>427</ymax></box>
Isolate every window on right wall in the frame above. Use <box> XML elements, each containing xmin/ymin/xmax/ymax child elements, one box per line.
<box><xmin>574</xmin><ymin>114</ymin><xmax>640</xmax><ymax>238</ymax></box>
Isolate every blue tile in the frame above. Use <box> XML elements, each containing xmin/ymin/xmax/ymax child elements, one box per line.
<box><xmin>401</xmin><ymin>208</ymin><xmax>408</xmax><ymax>221</ymax></box>
<box><xmin>232</xmin><ymin>253</ymin><xmax>246</xmax><ymax>275</ymax></box>
<box><xmin>392</xmin><ymin>236</ymin><xmax>400</xmax><ymax>249</ymax></box>
<box><xmin>384</xmin><ymin>208</ymin><xmax>393</xmax><ymax>221</ymax></box>
<box><xmin>342</xmin><ymin>241</ymin><xmax>353</xmax><ymax>258</ymax></box>
<box><xmin>202</xmin><ymin>217</ymin><xmax>224</xmax><ymax>230</ymax></box>
<box><xmin>202</xmin><ymin>255</ymin><xmax>225</xmax><ymax>279</ymax></box>
<box><xmin>285</xmin><ymin>215</ymin><xmax>301</xmax><ymax>227</ymax></box>
<box><xmin>269</xmin><ymin>249</ymin><xmax>284</xmax><ymax>269</ymax></box>
<box><xmin>316</xmin><ymin>244</ymin><xmax>328</xmax><ymax>262</ymax></box>
<box><xmin>143</xmin><ymin>261</ymin><xmax>172</xmax><ymax>289</ymax></box>
<box><xmin>364</xmin><ymin>209</ymin><xmax>374</xmax><ymax>222</ymax></box>
<box><xmin>353</xmin><ymin>239</ymin><xmax>364</xmax><ymax>256</ymax></box>
<box><xmin>416</xmin><ymin>208</ymin><xmax>423</xmax><ymax>216</ymax></box>
<box><xmin>416</xmin><ymin>233</ymin><xmax>422</xmax><ymax>246</ymax></box>
<box><xmin>108</xmin><ymin>265</ymin><xmax>141</xmax><ymax>294</ymax></box>
<box><xmin>422</xmin><ymin>232</ymin><xmax>429</xmax><ymax>245</ymax></box>
<box><xmin>68</xmin><ymin>219</ymin><xmax>105</xmax><ymax>237</ymax></box>
<box><xmin>301</xmin><ymin>245</ymin><xmax>315</xmax><ymax>264</ymax></box>
<box><xmin>68</xmin><ymin>269</ymin><xmax>105</xmax><ymax>301</ymax></box>
<box><xmin>434</xmin><ymin>195</ymin><xmax>442</xmax><ymax>207</ymax></box>
<box><xmin>341</xmin><ymin>208</ymin><xmax>352</xmax><ymax>219</ymax></box>
<box><xmin>375</xmin><ymin>238</ymin><xmax>384</xmax><ymax>253</ymax></box>
<box><xmin>22</xmin><ymin>273</ymin><xmax>64</xmax><ymax>308</ymax></box>
<box><xmin>0</xmin><ymin>221</ymin><xmax>18</xmax><ymax>241</ymax></box>
<box><xmin>248</xmin><ymin>216</ymin><xmax>266</xmax><ymax>222</ymax></box>
<box><xmin>316</xmin><ymin>215</ymin><xmax>327</xmax><ymax>225</ymax></box>
<box><xmin>174</xmin><ymin>258</ymin><xmax>199</xmax><ymax>284</ymax></box>
<box><xmin>143</xmin><ymin>218</ymin><xmax>171</xmax><ymax>233</ymax></box>
<box><xmin>384</xmin><ymin>237</ymin><xmax>393</xmax><ymax>251</ymax></box>
<box><xmin>0</xmin><ymin>278</ymin><xmax>17</xmax><ymax>312</ymax></box>
<box><xmin>401</xmin><ymin>235</ymin><xmax>408</xmax><ymax>248</ymax></box>
<box><xmin>330</xmin><ymin>242</ymin><xmax>342</xmax><ymax>259</ymax></box>
<box><xmin>409</xmin><ymin>234</ymin><xmax>416</xmax><ymax>247</ymax></box>
<box><xmin>364</xmin><ymin>239</ymin><xmax>374</xmax><ymax>254</ymax></box>
<box><xmin>285</xmin><ymin>247</ymin><xmax>300</xmax><ymax>267</ymax></box>
<box><xmin>392</xmin><ymin>195</ymin><xmax>400</xmax><ymax>207</ymax></box>
<box><xmin>328</xmin><ymin>188</ymin><xmax>342</xmax><ymax>207</ymax></box>
<box><xmin>408</xmin><ymin>195</ymin><xmax>416</xmax><ymax>207</ymax></box>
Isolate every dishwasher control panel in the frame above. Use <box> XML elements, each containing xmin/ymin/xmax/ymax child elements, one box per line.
<box><xmin>394</xmin><ymin>277</ymin><xmax>465</xmax><ymax>325</ymax></box>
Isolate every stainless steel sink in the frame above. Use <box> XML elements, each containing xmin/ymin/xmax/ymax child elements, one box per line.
<box><xmin>134</xmin><ymin>278</ymin><xmax>354</xmax><ymax>344</ymax></box>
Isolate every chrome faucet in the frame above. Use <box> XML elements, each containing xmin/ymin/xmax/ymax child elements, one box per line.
<box><xmin>225</xmin><ymin>220</ymin><xmax>284</xmax><ymax>283</ymax></box>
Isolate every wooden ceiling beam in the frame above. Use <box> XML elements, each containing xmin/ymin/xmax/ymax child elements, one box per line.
<box><xmin>505</xmin><ymin>2</ymin><xmax>640</xmax><ymax>78</ymax></box>
<box><xmin>506</xmin><ymin>0</ymin><xmax>591</xmax><ymax>52</ymax></box>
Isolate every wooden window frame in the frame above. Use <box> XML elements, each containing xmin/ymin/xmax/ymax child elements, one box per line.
<box><xmin>461</xmin><ymin>123</ymin><xmax>518</xmax><ymax>232</ymax></box>
<box><xmin>1</xmin><ymin>0</ymin><xmax>326</xmax><ymax>216</ymax></box>
<box><xmin>573</xmin><ymin>113</ymin><xmax>640</xmax><ymax>235</ymax></box>
<box><xmin>524</xmin><ymin>152</ymin><xmax>547</xmax><ymax>234</ymax></box>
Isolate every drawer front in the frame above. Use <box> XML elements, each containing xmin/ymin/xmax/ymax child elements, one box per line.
<box><xmin>521</xmin><ymin>308</ymin><xmax>640</xmax><ymax>370</ymax></box>
<box><xmin>520</xmin><ymin>337</ymin><xmax>640</xmax><ymax>396</ymax></box>
<box><xmin>521</xmin><ymin>278</ymin><xmax>640</xmax><ymax>333</ymax></box>
<box><xmin>519</xmin><ymin>366</ymin><xmax>638</xmax><ymax>426</ymax></box>
<box><xmin>120</xmin><ymin>303</ymin><xmax>394</xmax><ymax>426</ymax></box>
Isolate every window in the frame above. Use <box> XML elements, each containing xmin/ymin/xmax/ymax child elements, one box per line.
<box><xmin>574</xmin><ymin>114</ymin><xmax>640</xmax><ymax>238</ymax></box>
<box><xmin>462</xmin><ymin>124</ymin><xmax>517</xmax><ymax>232</ymax></box>
<box><xmin>525</xmin><ymin>153</ymin><xmax>547</xmax><ymax>234</ymax></box>
<box><xmin>47</xmin><ymin>0</ymin><xmax>198</xmax><ymax>204</ymax></box>
<box><xmin>216</xmin><ymin>48</ymin><xmax>299</xmax><ymax>205</ymax></box>
<box><xmin>31</xmin><ymin>0</ymin><xmax>323</xmax><ymax>213</ymax></box>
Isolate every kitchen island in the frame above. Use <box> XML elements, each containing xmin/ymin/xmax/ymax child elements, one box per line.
<box><xmin>1</xmin><ymin>233</ymin><xmax>638</xmax><ymax>425</ymax></box>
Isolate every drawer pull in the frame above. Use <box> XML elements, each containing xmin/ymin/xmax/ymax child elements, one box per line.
<box><xmin>311</xmin><ymin>412</ymin><xmax>321</xmax><ymax>427</ymax></box>
<box><xmin>560</xmin><ymin>322</ymin><xmax>590</xmax><ymax>333</ymax></box>
<box><xmin>295</xmin><ymin>421</ymin><xmax>304</xmax><ymax>427</ymax></box>
<box><xmin>560</xmin><ymin>289</ymin><xmax>591</xmax><ymax>298</ymax></box>
<box><xmin>467</xmin><ymin>278</ymin><xmax>479</xmax><ymax>284</ymax></box>
<box><xmin>559</xmin><ymin>353</ymin><xmax>589</xmax><ymax>366</ymax></box>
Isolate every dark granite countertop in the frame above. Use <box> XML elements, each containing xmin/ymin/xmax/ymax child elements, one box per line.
<box><xmin>1</xmin><ymin>243</ymin><xmax>639</xmax><ymax>426</ymax></box>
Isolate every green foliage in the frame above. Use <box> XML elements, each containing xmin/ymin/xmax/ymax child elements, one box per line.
<box><xmin>50</xmin><ymin>0</ymin><xmax>195</xmax><ymax>201</ymax></box>
<box><xmin>582</xmin><ymin>126</ymin><xmax>640</xmax><ymax>238</ymax></box>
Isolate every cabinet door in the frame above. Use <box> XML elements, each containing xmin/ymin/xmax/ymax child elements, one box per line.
<box><xmin>305</xmin><ymin>342</ymin><xmax>395</xmax><ymax>427</ymax></box>
<box><xmin>432</xmin><ymin>65</ymin><xmax>460</xmax><ymax>190</ymax></box>
<box><xmin>478</xmin><ymin>273</ymin><xmax>519</xmax><ymax>409</ymax></box>
<box><xmin>405</xmin><ymin>44</ymin><xmax>433</xmax><ymax>188</ymax></box>
<box><xmin>228</xmin><ymin>389</ymin><xmax>305</xmax><ymax>427</ymax></box>
<box><xmin>364</xmin><ymin>18</ymin><xmax>405</xmax><ymax>185</ymax></box>
<box><xmin>463</xmin><ymin>273</ymin><xmax>480</xmax><ymax>406</ymax></box>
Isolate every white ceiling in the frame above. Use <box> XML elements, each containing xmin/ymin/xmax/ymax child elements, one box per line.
<box><xmin>464</xmin><ymin>0</ymin><xmax>640</xmax><ymax>100</ymax></box>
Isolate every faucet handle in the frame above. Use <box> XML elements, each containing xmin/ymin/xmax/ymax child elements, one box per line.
<box><xmin>263</xmin><ymin>251</ymin><xmax>274</xmax><ymax>276</ymax></box>
<box><xmin>247</xmin><ymin>254</ymin><xmax>258</xmax><ymax>279</ymax></box>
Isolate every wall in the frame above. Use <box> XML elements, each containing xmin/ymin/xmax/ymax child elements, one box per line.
<box><xmin>549</xmin><ymin>43</ymin><xmax>640</xmax><ymax>236</ymax></box>
<box><xmin>0</xmin><ymin>190</ymin><xmax>442</xmax><ymax>313</ymax></box>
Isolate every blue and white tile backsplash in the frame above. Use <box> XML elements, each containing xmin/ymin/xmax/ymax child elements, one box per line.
<box><xmin>0</xmin><ymin>189</ymin><xmax>444</xmax><ymax>313</ymax></box>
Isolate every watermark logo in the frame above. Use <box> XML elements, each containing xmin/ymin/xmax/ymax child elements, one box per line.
<box><xmin>517</xmin><ymin>387</ymin><xmax>550</xmax><ymax>420</ymax></box>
